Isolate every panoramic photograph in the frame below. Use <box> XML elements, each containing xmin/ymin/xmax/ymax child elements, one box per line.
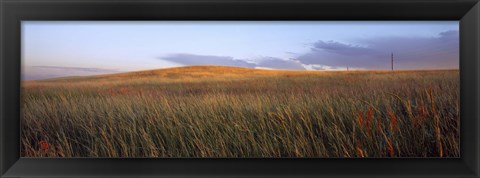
<box><xmin>21</xmin><ymin>21</ymin><xmax>459</xmax><ymax>158</ymax></box>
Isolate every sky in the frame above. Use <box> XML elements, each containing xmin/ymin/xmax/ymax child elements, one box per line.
<box><xmin>22</xmin><ymin>21</ymin><xmax>459</xmax><ymax>80</ymax></box>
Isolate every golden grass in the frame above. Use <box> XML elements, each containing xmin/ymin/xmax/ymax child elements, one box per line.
<box><xmin>21</xmin><ymin>66</ymin><xmax>460</xmax><ymax>157</ymax></box>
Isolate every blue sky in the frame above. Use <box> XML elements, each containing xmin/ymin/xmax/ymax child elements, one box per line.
<box><xmin>22</xmin><ymin>21</ymin><xmax>459</xmax><ymax>80</ymax></box>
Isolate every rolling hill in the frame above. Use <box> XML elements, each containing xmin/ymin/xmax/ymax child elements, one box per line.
<box><xmin>31</xmin><ymin>65</ymin><xmax>457</xmax><ymax>83</ymax></box>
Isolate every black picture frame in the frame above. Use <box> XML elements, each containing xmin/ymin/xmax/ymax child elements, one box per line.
<box><xmin>1</xmin><ymin>0</ymin><xmax>479</xmax><ymax>177</ymax></box>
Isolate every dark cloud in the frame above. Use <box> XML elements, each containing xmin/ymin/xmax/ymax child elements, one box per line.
<box><xmin>297</xmin><ymin>30</ymin><xmax>459</xmax><ymax>70</ymax></box>
<box><xmin>312</xmin><ymin>40</ymin><xmax>378</xmax><ymax>56</ymax></box>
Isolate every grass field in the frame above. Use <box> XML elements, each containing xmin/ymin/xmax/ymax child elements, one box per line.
<box><xmin>21</xmin><ymin>66</ymin><xmax>460</xmax><ymax>157</ymax></box>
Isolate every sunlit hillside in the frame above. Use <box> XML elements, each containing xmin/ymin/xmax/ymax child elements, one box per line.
<box><xmin>30</xmin><ymin>65</ymin><xmax>457</xmax><ymax>83</ymax></box>
<box><xmin>35</xmin><ymin>65</ymin><xmax>335</xmax><ymax>82</ymax></box>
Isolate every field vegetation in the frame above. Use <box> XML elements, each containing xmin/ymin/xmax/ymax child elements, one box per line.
<box><xmin>21</xmin><ymin>66</ymin><xmax>460</xmax><ymax>157</ymax></box>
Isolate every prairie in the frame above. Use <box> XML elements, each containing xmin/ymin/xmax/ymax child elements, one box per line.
<box><xmin>21</xmin><ymin>66</ymin><xmax>460</xmax><ymax>157</ymax></box>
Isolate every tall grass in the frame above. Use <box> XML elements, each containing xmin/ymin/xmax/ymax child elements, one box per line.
<box><xmin>21</xmin><ymin>66</ymin><xmax>459</xmax><ymax>157</ymax></box>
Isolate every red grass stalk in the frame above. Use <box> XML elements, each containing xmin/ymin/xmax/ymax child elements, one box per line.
<box><xmin>414</xmin><ymin>102</ymin><xmax>428</xmax><ymax>128</ymax></box>
<box><xmin>356</xmin><ymin>111</ymin><xmax>364</xmax><ymax>129</ymax></box>
<box><xmin>38</xmin><ymin>140</ymin><xmax>51</xmax><ymax>157</ymax></box>
<box><xmin>386</xmin><ymin>138</ymin><xmax>394</xmax><ymax>157</ymax></box>
<box><xmin>355</xmin><ymin>140</ymin><xmax>365</xmax><ymax>158</ymax></box>
<box><xmin>418</xmin><ymin>102</ymin><xmax>427</xmax><ymax>118</ymax></box>
<box><xmin>365</xmin><ymin>107</ymin><xmax>374</xmax><ymax>136</ymax></box>
<box><xmin>388</xmin><ymin>111</ymin><xmax>398</xmax><ymax>133</ymax></box>
<box><xmin>39</xmin><ymin>140</ymin><xmax>49</xmax><ymax>150</ymax></box>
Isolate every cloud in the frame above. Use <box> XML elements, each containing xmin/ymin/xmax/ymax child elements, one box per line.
<box><xmin>32</xmin><ymin>66</ymin><xmax>119</xmax><ymax>73</ymax></box>
<box><xmin>160</xmin><ymin>53</ymin><xmax>306</xmax><ymax>70</ymax></box>
<box><xmin>23</xmin><ymin>66</ymin><xmax>120</xmax><ymax>80</ymax></box>
<box><xmin>158</xmin><ymin>31</ymin><xmax>458</xmax><ymax>71</ymax></box>
<box><xmin>297</xmin><ymin>30</ymin><xmax>459</xmax><ymax>70</ymax></box>
<box><xmin>311</xmin><ymin>40</ymin><xmax>378</xmax><ymax>56</ymax></box>
<box><xmin>160</xmin><ymin>53</ymin><xmax>255</xmax><ymax>68</ymax></box>
<box><xmin>256</xmin><ymin>57</ymin><xmax>305</xmax><ymax>70</ymax></box>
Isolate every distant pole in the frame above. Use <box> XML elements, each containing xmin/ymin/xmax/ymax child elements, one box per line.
<box><xmin>347</xmin><ymin>66</ymin><xmax>349</xmax><ymax>71</ymax></box>
<box><xmin>391</xmin><ymin>52</ymin><xmax>394</xmax><ymax>71</ymax></box>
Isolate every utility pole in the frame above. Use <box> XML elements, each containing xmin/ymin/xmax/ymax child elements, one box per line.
<box><xmin>391</xmin><ymin>52</ymin><xmax>394</xmax><ymax>71</ymax></box>
<box><xmin>347</xmin><ymin>66</ymin><xmax>349</xmax><ymax>71</ymax></box>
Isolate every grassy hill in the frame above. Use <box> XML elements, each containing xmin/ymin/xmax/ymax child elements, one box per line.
<box><xmin>33</xmin><ymin>66</ymin><xmax>321</xmax><ymax>84</ymax></box>
<box><xmin>21</xmin><ymin>66</ymin><xmax>460</xmax><ymax>158</ymax></box>
<box><xmin>32</xmin><ymin>65</ymin><xmax>457</xmax><ymax>83</ymax></box>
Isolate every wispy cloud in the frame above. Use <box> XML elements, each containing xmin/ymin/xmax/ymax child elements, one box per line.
<box><xmin>24</xmin><ymin>66</ymin><xmax>121</xmax><ymax>80</ymax></box>
<box><xmin>32</xmin><ymin>66</ymin><xmax>119</xmax><ymax>73</ymax></box>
